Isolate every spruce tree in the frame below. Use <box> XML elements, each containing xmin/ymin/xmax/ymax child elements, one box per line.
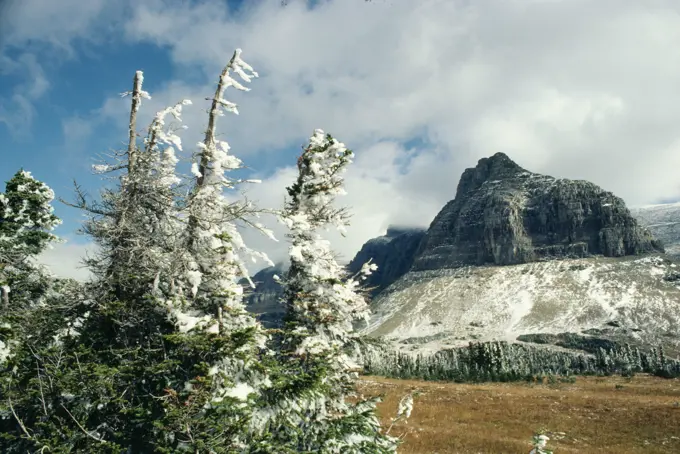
<box><xmin>0</xmin><ymin>169</ymin><xmax>62</xmax><ymax>309</ymax></box>
<box><xmin>261</xmin><ymin>129</ymin><xmax>402</xmax><ymax>453</ymax></box>
<box><xmin>160</xmin><ymin>48</ymin><xmax>279</xmax><ymax>452</ymax></box>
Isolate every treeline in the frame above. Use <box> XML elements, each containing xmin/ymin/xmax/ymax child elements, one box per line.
<box><xmin>360</xmin><ymin>340</ymin><xmax>680</xmax><ymax>382</ymax></box>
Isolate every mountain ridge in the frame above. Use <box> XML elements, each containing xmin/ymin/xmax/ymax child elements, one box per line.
<box><xmin>362</xmin><ymin>153</ymin><xmax>680</xmax><ymax>355</ymax></box>
<box><xmin>244</xmin><ymin>153</ymin><xmax>680</xmax><ymax>357</ymax></box>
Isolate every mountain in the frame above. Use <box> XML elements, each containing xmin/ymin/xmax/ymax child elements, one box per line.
<box><xmin>630</xmin><ymin>202</ymin><xmax>680</xmax><ymax>260</ymax></box>
<box><xmin>365</xmin><ymin>255</ymin><xmax>680</xmax><ymax>355</ymax></box>
<box><xmin>362</xmin><ymin>153</ymin><xmax>680</xmax><ymax>356</ymax></box>
<box><xmin>412</xmin><ymin>152</ymin><xmax>662</xmax><ymax>271</ymax></box>
<box><xmin>347</xmin><ymin>226</ymin><xmax>426</xmax><ymax>296</ymax></box>
<box><xmin>241</xmin><ymin>264</ymin><xmax>286</xmax><ymax>328</ymax></box>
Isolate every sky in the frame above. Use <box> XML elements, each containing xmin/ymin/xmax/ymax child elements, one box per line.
<box><xmin>2</xmin><ymin>0</ymin><xmax>680</xmax><ymax>282</ymax></box>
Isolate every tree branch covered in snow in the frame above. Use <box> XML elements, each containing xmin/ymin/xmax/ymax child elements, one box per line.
<box><xmin>259</xmin><ymin>129</ymin><xmax>402</xmax><ymax>452</ymax></box>
<box><xmin>180</xmin><ymin>48</ymin><xmax>273</xmax><ymax>328</ymax></box>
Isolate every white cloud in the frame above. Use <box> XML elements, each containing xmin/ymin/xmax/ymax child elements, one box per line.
<box><xmin>36</xmin><ymin>239</ymin><xmax>96</xmax><ymax>282</ymax></box>
<box><xmin>0</xmin><ymin>53</ymin><xmax>50</xmax><ymax>136</ymax></box>
<box><xmin>69</xmin><ymin>0</ymin><xmax>680</xmax><ymax>271</ymax></box>
<box><xmin>1</xmin><ymin>0</ymin><xmax>114</xmax><ymax>54</ymax></box>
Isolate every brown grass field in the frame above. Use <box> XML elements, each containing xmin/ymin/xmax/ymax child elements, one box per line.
<box><xmin>356</xmin><ymin>374</ymin><xmax>680</xmax><ymax>453</ymax></box>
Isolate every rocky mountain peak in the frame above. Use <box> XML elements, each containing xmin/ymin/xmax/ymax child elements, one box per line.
<box><xmin>455</xmin><ymin>152</ymin><xmax>528</xmax><ymax>197</ymax></box>
<box><xmin>413</xmin><ymin>154</ymin><xmax>663</xmax><ymax>271</ymax></box>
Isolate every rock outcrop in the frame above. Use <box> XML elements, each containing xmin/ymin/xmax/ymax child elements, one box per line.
<box><xmin>347</xmin><ymin>226</ymin><xmax>426</xmax><ymax>297</ymax></box>
<box><xmin>412</xmin><ymin>153</ymin><xmax>663</xmax><ymax>271</ymax></box>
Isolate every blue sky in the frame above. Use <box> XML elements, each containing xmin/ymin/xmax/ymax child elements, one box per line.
<box><xmin>0</xmin><ymin>0</ymin><xmax>268</xmax><ymax>245</ymax></box>
<box><xmin>3</xmin><ymin>0</ymin><xmax>680</xmax><ymax>280</ymax></box>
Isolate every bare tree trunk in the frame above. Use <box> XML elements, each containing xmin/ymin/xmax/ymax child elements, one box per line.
<box><xmin>1</xmin><ymin>285</ymin><xmax>9</xmax><ymax>310</ymax></box>
<box><xmin>127</xmin><ymin>71</ymin><xmax>143</xmax><ymax>174</ymax></box>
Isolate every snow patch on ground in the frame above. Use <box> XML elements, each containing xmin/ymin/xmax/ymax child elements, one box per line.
<box><xmin>364</xmin><ymin>255</ymin><xmax>680</xmax><ymax>354</ymax></box>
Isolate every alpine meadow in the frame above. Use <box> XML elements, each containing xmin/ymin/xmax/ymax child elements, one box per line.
<box><xmin>3</xmin><ymin>1</ymin><xmax>680</xmax><ymax>453</ymax></box>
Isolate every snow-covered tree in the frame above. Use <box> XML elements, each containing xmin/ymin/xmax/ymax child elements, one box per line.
<box><xmin>529</xmin><ymin>432</ymin><xmax>553</xmax><ymax>454</ymax></box>
<box><xmin>0</xmin><ymin>170</ymin><xmax>64</xmax><ymax>366</ymax></box>
<box><xmin>0</xmin><ymin>170</ymin><xmax>61</xmax><ymax>307</ymax></box>
<box><xmin>0</xmin><ymin>63</ymin><xmax>222</xmax><ymax>452</ymax></box>
<box><xmin>155</xmin><ymin>47</ymin><xmax>281</xmax><ymax>452</ymax></box>
<box><xmin>67</xmin><ymin>70</ymin><xmax>190</xmax><ymax>303</ymax></box>
<box><xmin>261</xmin><ymin>129</ymin><xmax>402</xmax><ymax>453</ymax></box>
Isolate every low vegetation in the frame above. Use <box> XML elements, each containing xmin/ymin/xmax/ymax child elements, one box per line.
<box><xmin>358</xmin><ymin>374</ymin><xmax>680</xmax><ymax>453</ymax></box>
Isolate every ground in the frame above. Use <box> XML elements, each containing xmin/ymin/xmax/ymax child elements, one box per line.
<box><xmin>357</xmin><ymin>374</ymin><xmax>680</xmax><ymax>453</ymax></box>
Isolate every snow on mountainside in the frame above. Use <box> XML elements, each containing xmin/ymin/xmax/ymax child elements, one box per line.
<box><xmin>362</xmin><ymin>254</ymin><xmax>680</xmax><ymax>355</ymax></box>
<box><xmin>630</xmin><ymin>202</ymin><xmax>680</xmax><ymax>260</ymax></box>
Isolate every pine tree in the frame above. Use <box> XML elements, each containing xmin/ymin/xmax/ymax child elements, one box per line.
<box><xmin>0</xmin><ymin>67</ymin><xmax>193</xmax><ymax>453</ymax></box>
<box><xmin>158</xmin><ymin>48</ymin><xmax>279</xmax><ymax>452</ymax></box>
<box><xmin>261</xmin><ymin>129</ymin><xmax>402</xmax><ymax>453</ymax></box>
<box><xmin>71</xmin><ymin>70</ymin><xmax>189</xmax><ymax>303</ymax></box>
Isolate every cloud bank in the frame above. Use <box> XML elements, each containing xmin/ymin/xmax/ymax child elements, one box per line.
<box><xmin>10</xmin><ymin>0</ymin><xmax>680</xmax><ymax>274</ymax></box>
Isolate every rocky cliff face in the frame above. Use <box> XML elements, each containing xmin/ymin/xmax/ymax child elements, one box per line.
<box><xmin>347</xmin><ymin>226</ymin><xmax>426</xmax><ymax>296</ymax></box>
<box><xmin>412</xmin><ymin>153</ymin><xmax>663</xmax><ymax>271</ymax></box>
<box><xmin>630</xmin><ymin>203</ymin><xmax>680</xmax><ymax>260</ymax></box>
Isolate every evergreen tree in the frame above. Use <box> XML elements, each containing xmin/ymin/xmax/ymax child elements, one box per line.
<box><xmin>160</xmin><ymin>48</ymin><xmax>278</xmax><ymax>452</ymax></box>
<box><xmin>0</xmin><ymin>170</ymin><xmax>64</xmax><ymax>365</ymax></box>
<box><xmin>0</xmin><ymin>49</ymin><xmax>278</xmax><ymax>453</ymax></box>
<box><xmin>262</xmin><ymin>129</ymin><xmax>402</xmax><ymax>453</ymax></box>
<box><xmin>0</xmin><ymin>169</ymin><xmax>61</xmax><ymax>309</ymax></box>
<box><xmin>71</xmin><ymin>70</ymin><xmax>188</xmax><ymax>303</ymax></box>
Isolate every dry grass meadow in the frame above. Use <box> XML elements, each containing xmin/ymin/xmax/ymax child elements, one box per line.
<box><xmin>357</xmin><ymin>374</ymin><xmax>680</xmax><ymax>453</ymax></box>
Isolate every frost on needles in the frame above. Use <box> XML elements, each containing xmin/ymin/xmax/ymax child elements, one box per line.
<box><xmin>258</xmin><ymin>129</ymin><xmax>405</xmax><ymax>453</ymax></box>
<box><xmin>0</xmin><ymin>48</ymin><xmax>409</xmax><ymax>454</ymax></box>
<box><xmin>0</xmin><ymin>49</ymin><xmax>275</xmax><ymax>453</ymax></box>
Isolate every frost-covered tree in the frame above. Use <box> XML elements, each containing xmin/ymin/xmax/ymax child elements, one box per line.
<box><xmin>0</xmin><ymin>67</ymin><xmax>193</xmax><ymax>453</ymax></box>
<box><xmin>0</xmin><ymin>170</ymin><xmax>61</xmax><ymax>308</ymax></box>
<box><xmin>260</xmin><ymin>129</ymin><xmax>402</xmax><ymax>453</ymax></box>
<box><xmin>529</xmin><ymin>433</ymin><xmax>553</xmax><ymax>454</ymax></box>
<box><xmin>155</xmin><ymin>48</ymin><xmax>281</xmax><ymax>452</ymax></box>
<box><xmin>67</xmin><ymin>70</ymin><xmax>190</xmax><ymax>303</ymax></box>
<box><xmin>0</xmin><ymin>170</ymin><xmax>64</xmax><ymax>366</ymax></box>
<box><xmin>0</xmin><ymin>54</ymin><xmax>276</xmax><ymax>452</ymax></box>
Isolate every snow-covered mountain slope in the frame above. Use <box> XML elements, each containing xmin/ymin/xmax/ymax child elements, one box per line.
<box><xmin>630</xmin><ymin>202</ymin><xmax>680</xmax><ymax>260</ymax></box>
<box><xmin>362</xmin><ymin>254</ymin><xmax>680</xmax><ymax>355</ymax></box>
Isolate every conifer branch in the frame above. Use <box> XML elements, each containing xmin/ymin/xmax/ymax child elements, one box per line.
<box><xmin>60</xmin><ymin>403</ymin><xmax>107</xmax><ymax>444</ymax></box>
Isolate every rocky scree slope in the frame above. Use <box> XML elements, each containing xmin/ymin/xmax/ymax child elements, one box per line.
<box><xmin>363</xmin><ymin>153</ymin><xmax>680</xmax><ymax>355</ymax></box>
